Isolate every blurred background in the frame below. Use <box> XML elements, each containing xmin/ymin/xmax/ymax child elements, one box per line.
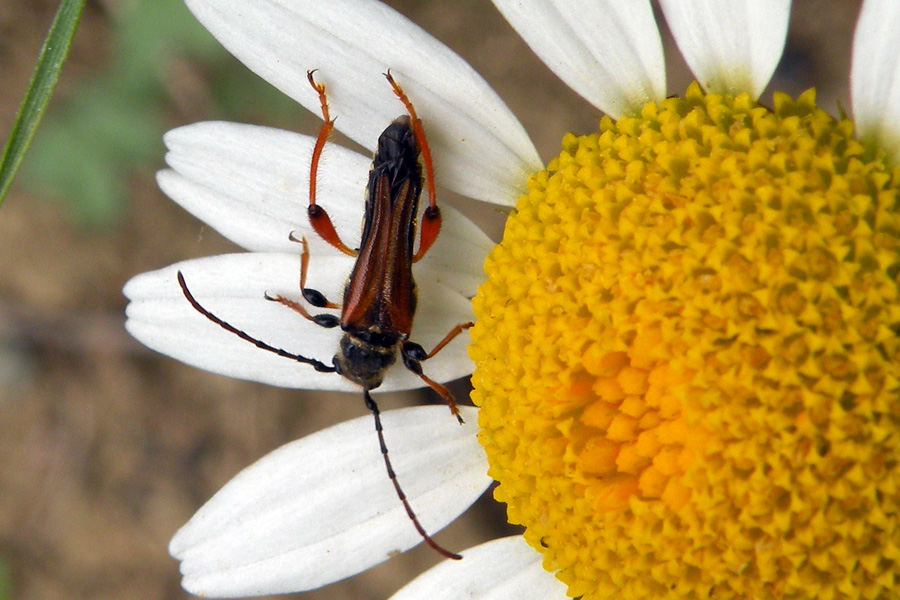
<box><xmin>0</xmin><ymin>1</ymin><xmax>863</xmax><ymax>599</ymax></box>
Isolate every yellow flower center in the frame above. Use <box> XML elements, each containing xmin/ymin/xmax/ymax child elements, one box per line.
<box><xmin>470</xmin><ymin>83</ymin><xmax>900</xmax><ymax>600</ymax></box>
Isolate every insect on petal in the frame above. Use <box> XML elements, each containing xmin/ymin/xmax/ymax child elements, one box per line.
<box><xmin>123</xmin><ymin>253</ymin><xmax>474</xmax><ymax>392</ymax></box>
<box><xmin>159</xmin><ymin>121</ymin><xmax>492</xmax><ymax>296</ymax></box>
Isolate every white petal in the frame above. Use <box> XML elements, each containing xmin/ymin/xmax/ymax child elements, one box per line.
<box><xmin>183</xmin><ymin>0</ymin><xmax>541</xmax><ymax>205</ymax></box>
<box><xmin>160</xmin><ymin>121</ymin><xmax>367</xmax><ymax>253</ymax></box>
<box><xmin>389</xmin><ymin>536</ymin><xmax>568</xmax><ymax>600</ymax></box>
<box><xmin>851</xmin><ymin>0</ymin><xmax>900</xmax><ymax>162</ymax></box>
<box><xmin>491</xmin><ymin>0</ymin><xmax>665</xmax><ymax>118</ymax></box>
<box><xmin>171</xmin><ymin>406</ymin><xmax>490</xmax><ymax>597</ymax></box>
<box><xmin>659</xmin><ymin>0</ymin><xmax>790</xmax><ymax>98</ymax></box>
<box><xmin>159</xmin><ymin>121</ymin><xmax>493</xmax><ymax>296</ymax></box>
<box><xmin>123</xmin><ymin>253</ymin><xmax>474</xmax><ymax>392</ymax></box>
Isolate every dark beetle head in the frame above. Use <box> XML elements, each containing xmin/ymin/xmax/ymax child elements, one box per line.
<box><xmin>333</xmin><ymin>333</ymin><xmax>398</xmax><ymax>390</ymax></box>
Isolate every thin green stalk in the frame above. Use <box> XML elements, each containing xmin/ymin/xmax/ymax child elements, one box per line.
<box><xmin>0</xmin><ymin>0</ymin><xmax>87</xmax><ymax>206</ymax></box>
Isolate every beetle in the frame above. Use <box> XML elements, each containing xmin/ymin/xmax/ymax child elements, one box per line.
<box><xmin>177</xmin><ymin>70</ymin><xmax>471</xmax><ymax>560</ymax></box>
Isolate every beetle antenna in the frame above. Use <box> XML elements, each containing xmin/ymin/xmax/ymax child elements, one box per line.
<box><xmin>177</xmin><ymin>271</ymin><xmax>337</xmax><ymax>374</ymax></box>
<box><xmin>363</xmin><ymin>390</ymin><xmax>462</xmax><ymax>560</ymax></box>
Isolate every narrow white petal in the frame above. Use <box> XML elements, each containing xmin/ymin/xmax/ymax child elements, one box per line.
<box><xmin>159</xmin><ymin>121</ymin><xmax>493</xmax><ymax>296</ymax></box>
<box><xmin>492</xmin><ymin>0</ymin><xmax>665</xmax><ymax>118</ymax></box>
<box><xmin>171</xmin><ymin>406</ymin><xmax>490</xmax><ymax>597</ymax></box>
<box><xmin>123</xmin><ymin>254</ymin><xmax>474</xmax><ymax>391</ymax></box>
<box><xmin>183</xmin><ymin>0</ymin><xmax>541</xmax><ymax>204</ymax></box>
<box><xmin>389</xmin><ymin>536</ymin><xmax>568</xmax><ymax>600</ymax></box>
<box><xmin>659</xmin><ymin>0</ymin><xmax>790</xmax><ymax>98</ymax></box>
<box><xmin>851</xmin><ymin>0</ymin><xmax>900</xmax><ymax>162</ymax></box>
<box><xmin>160</xmin><ymin>121</ymin><xmax>367</xmax><ymax>253</ymax></box>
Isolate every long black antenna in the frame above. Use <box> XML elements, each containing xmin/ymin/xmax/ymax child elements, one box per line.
<box><xmin>177</xmin><ymin>271</ymin><xmax>337</xmax><ymax>374</ymax></box>
<box><xmin>364</xmin><ymin>390</ymin><xmax>462</xmax><ymax>560</ymax></box>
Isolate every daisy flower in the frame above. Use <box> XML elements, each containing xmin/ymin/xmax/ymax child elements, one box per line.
<box><xmin>123</xmin><ymin>0</ymin><xmax>900</xmax><ymax>599</ymax></box>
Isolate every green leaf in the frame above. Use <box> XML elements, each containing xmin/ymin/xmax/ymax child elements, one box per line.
<box><xmin>0</xmin><ymin>0</ymin><xmax>87</xmax><ymax>206</ymax></box>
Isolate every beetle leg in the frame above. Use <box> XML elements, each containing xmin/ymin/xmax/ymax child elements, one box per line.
<box><xmin>266</xmin><ymin>235</ymin><xmax>341</xmax><ymax>328</ymax></box>
<box><xmin>401</xmin><ymin>341</ymin><xmax>464</xmax><ymax>424</ymax></box>
<box><xmin>423</xmin><ymin>321</ymin><xmax>473</xmax><ymax>359</ymax></box>
<box><xmin>288</xmin><ymin>233</ymin><xmax>341</xmax><ymax>309</ymax></box>
<box><xmin>306</xmin><ymin>70</ymin><xmax>358</xmax><ymax>257</ymax></box>
<box><xmin>264</xmin><ymin>291</ymin><xmax>340</xmax><ymax>329</ymax></box>
<box><xmin>384</xmin><ymin>71</ymin><xmax>441</xmax><ymax>262</ymax></box>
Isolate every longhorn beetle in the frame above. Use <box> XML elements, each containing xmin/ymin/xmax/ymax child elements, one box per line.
<box><xmin>177</xmin><ymin>70</ymin><xmax>473</xmax><ymax>560</ymax></box>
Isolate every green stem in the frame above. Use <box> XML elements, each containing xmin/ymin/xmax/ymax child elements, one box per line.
<box><xmin>0</xmin><ymin>0</ymin><xmax>87</xmax><ymax>206</ymax></box>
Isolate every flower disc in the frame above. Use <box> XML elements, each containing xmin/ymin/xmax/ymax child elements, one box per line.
<box><xmin>470</xmin><ymin>83</ymin><xmax>900</xmax><ymax>599</ymax></box>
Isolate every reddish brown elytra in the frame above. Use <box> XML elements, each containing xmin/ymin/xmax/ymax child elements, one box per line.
<box><xmin>177</xmin><ymin>70</ymin><xmax>472</xmax><ymax>560</ymax></box>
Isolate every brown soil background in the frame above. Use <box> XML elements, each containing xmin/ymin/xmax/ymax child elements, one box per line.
<box><xmin>0</xmin><ymin>1</ymin><xmax>861</xmax><ymax>599</ymax></box>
